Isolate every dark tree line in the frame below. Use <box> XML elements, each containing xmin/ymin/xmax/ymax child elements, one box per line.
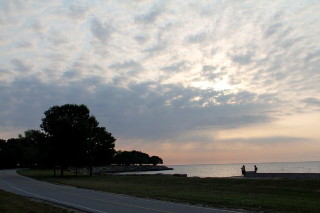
<box><xmin>114</xmin><ymin>150</ymin><xmax>163</xmax><ymax>166</ymax></box>
<box><xmin>0</xmin><ymin>130</ymin><xmax>50</xmax><ymax>169</ymax></box>
<box><xmin>0</xmin><ymin>104</ymin><xmax>164</xmax><ymax>175</ymax></box>
<box><xmin>0</xmin><ymin>104</ymin><xmax>116</xmax><ymax>176</ymax></box>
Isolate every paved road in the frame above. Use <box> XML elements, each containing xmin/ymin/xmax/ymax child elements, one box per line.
<box><xmin>0</xmin><ymin>169</ymin><xmax>245</xmax><ymax>213</ymax></box>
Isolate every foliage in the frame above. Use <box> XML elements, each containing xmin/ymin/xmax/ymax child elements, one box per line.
<box><xmin>0</xmin><ymin>104</ymin><xmax>165</xmax><ymax>173</ymax></box>
<box><xmin>114</xmin><ymin>150</ymin><xmax>163</xmax><ymax>166</ymax></box>
<box><xmin>0</xmin><ymin>130</ymin><xmax>48</xmax><ymax>168</ymax></box>
<box><xmin>149</xmin><ymin>156</ymin><xmax>163</xmax><ymax>166</ymax></box>
<box><xmin>87</xmin><ymin>127</ymin><xmax>116</xmax><ymax>166</ymax></box>
<box><xmin>0</xmin><ymin>104</ymin><xmax>117</xmax><ymax>174</ymax></box>
<box><xmin>40</xmin><ymin>104</ymin><xmax>116</xmax><ymax>175</ymax></box>
<box><xmin>0</xmin><ymin>139</ymin><xmax>6</xmax><ymax>168</ymax></box>
<box><xmin>0</xmin><ymin>138</ymin><xmax>22</xmax><ymax>168</ymax></box>
<box><xmin>40</xmin><ymin>104</ymin><xmax>97</xmax><ymax>171</ymax></box>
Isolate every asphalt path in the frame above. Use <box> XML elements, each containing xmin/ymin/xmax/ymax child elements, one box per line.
<box><xmin>0</xmin><ymin>169</ymin><xmax>245</xmax><ymax>213</ymax></box>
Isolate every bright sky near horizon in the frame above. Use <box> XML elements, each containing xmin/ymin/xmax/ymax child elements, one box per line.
<box><xmin>1</xmin><ymin>0</ymin><xmax>320</xmax><ymax>165</ymax></box>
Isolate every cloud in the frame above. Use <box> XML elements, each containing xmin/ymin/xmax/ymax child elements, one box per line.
<box><xmin>161</xmin><ymin>61</ymin><xmax>188</xmax><ymax>73</ymax></box>
<box><xmin>63</xmin><ymin>70</ymin><xmax>80</xmax><ymax>79</ymax></box>
<box><xmin>229</xmin><ymin>50</ymin><xmax>254</xmax><ymax>65</ymax></box>
<box><xmin>90</xmin><ymin>18</ymin><xmax>113</xmax><ymax>43</ymax></box>
<box><xmin>134</xmin><ymin>2</ymin><xmax>164</xmax><ymax>24</ymax></box>
<box><xmin>143</xmin><ymin>42</ymin><xmax>167</xmax><ymax>53</ymax></box>
<box><xmin>1</xmin><ymin>0</ymin><xmax>320</xmax><ymax>165</ymax></box>
<box><xmin>16</xmin><ymin>41</ymin><xmax>33</xmax><ymax>49</ymax></box>
<box><xmin>141</xmin><ymin>31</ymin><xmax>168</xmax><ymax>54</ymax></box>
<box><xmin>0</xmin><ymin>73</ymin><xmax>277</xmax><ymax>140</ymax></box>
<box><xmin>302</xmin><ymin>98</ymin><xmax>320</xmax><ymax>108</ymax></box>
<box><xmin>46</xmin><ymin>31</ymin><xmax>70</xmax><ymax>46</ymax></box>
<box><xmin>304</xmin><ymin>49</ymin><xmax>320</xmax><ymax>63</ymax></box>
<box><xmin>134</xmin><ymin>35</ymin><xmax>149</xmax><ymax>44</ymax></box>
<box><xmin>200</xmin><ymin>65</ymin><xmax>223</xmax><ymax>81</ymax></box>
<box><xmin>264</xmin><ymin>23</ymin><xmax>284</xmax><ymax>38</ymax></box>
<box><xmin>66</xmin><ymin>4</ymin><xmax>89</xmax><ymax>20</ymax></box>
<box><xmin>202</xmin><ymin>65</ymin><xmax>217</xmax><ymax>72</ymax></box>
<box><xmin>11</xmin><ymin>59</ymin><xmax>33</xmax><ymax>72</ymax></box>
<box><xmin>135</xmin><ymin>10</ymin><xmax>161</xmax><ymax>24</ymax></box>
<box><xmin>108</xmin><ymin>60</ymin><xmax>144</xmax><ymax>80</ymax></box>
<box><xmin>109</xmin><ymin>60</ymin><xmax>142</xmax><ymax>71</ymax></box>
<box><xmin>218</xmin><ymin>136</ymin><xmax>310</xmax><ymax>145</ymax></box>
<box><xmin>186</xmin><ymin>32</ymin><xmax>208</xmax><ymax>44</ymax></box>
<box><xmin>0</xmin><ymin>69</ymin><xmax>11</xmax><ymax>81</ymax></box>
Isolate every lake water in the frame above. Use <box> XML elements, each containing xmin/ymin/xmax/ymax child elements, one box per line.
<box><xmin>125</xmin><ymin>161</ymin><xmax>320</xmax><ymax>178</ymax></box>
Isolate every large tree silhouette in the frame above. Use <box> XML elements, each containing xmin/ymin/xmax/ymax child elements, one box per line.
<box><xmin>40</xmin><ymin>104</ymin><xmax>115</xmax><ymax>175</ymax></box>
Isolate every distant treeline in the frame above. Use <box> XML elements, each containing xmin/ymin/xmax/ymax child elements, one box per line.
<box><xmin>0</xmin><ymin>104</ymin><xmax>163</xmax><ymax>175</ymax></box>
<box><xmin>0</xmin><ymin>136</ymin><xmax>163</xmax><ymax>168</ymax></box>
<box><xmin>0</xmin><ymin>131</ymin><xmax>51</xmax><ymax>169</ymax></box>
<box><xmin>114</xmin><ymin>150</ymin><xmax>163</xmax><ymax>166</ymax></box>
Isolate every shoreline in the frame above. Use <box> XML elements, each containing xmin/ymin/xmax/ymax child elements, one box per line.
<box><xmin>69</xmin><ymin>165</ymin><xmax>173</xmax><ymax>175</ymax></box>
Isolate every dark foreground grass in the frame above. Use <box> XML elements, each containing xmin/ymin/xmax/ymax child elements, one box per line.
<box><xmin>19</xmin><ymin>169</ymin><xmax>320</xmax><ymax>213</ymax></box>
<box><xmin>0</xmin><ymin>189</ymin><xmax>76</xmax><ymax>213</ymax></box>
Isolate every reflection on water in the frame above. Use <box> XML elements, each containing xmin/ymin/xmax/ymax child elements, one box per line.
<box><xmin>124</xmin><ymin>161</ymin><xmax>320</xmax><ymax>178</ymax></box>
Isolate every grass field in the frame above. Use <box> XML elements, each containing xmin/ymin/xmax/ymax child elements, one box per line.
<box><xmin>19</xmin><ymin>169</ymin><xmax>320</xmax><ymax>213</ymax></box>
<box><xmin>0</xmin><ymin>188</ymin><xmax>76</xmax><ymax>213</ymax></box>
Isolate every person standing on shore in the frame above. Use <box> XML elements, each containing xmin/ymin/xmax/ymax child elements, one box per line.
<box><xmin>241</xmin><ymin>165</ymin><xmax>246</xmax><ymax>176</ymax></box>
<box><xmin>254</xmin><ymin>165</ymin><xmax>258</xmax><ymax>173</ymax></box>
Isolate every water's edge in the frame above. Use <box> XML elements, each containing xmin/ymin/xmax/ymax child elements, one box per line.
<box><xmin>120</xmin><ymin>161</ymin><xmax>320</xmax><ymax>178</ymax></box>
<box><xmin>69</xmin><ymin>165</ymin><xmax>173</xmax><ymax>175</ymax></box>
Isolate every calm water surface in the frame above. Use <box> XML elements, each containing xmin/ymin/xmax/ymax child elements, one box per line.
<box><xmin>126</xmin><ymin>161</ymin><xmax>320</xmax><ymax>178</ymax></box>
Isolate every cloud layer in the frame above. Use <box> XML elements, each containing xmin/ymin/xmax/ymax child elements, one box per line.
<box><xmin>1</xmin><ymin>1</ymin><xmax>320</xmax><ymax>163</ymax></box>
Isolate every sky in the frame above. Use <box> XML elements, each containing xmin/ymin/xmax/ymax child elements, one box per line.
<box><xmin>1</xmin><ymin>0</ymin><xmax>320</xmax><ymax>165</ymax></box>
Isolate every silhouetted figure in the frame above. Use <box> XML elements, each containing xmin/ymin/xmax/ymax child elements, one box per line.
<box><xmin>241</xmin><ymin>165</ymin><xmax>246</xmax><ymax>176</ymax></box>
<box><xmin>254</xmin><ymin>165</ymin><xmax>258</xmax><ymax>173</ymax></box>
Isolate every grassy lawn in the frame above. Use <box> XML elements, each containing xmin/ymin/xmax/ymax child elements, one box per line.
<box><xmin>0</xmin><ymin>188</ymin><xmax>76</xmax><ymax>213</ymax></box>
<box><xmin>19</xmin><ymin>169</ymin><xmax>320</xmax><ymax>213</ymax></box>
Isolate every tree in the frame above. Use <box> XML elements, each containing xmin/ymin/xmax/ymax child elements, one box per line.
<box><xmin>40</xmin><ymin>104</ymin><xmax>115</xmax><ymax>175</ymax></box>
<box><xmin>114</xmin><ymin>151</ymin><xmax>133</xmax><ymax>166</ymax></box>
<box><xmin>0</xmin><ymin>131</ymin><xmax>48</xmax><ymax>169</ymax></box>
<box><xmin>149</xmin><ymin>156</ymin><xmax>163</xmax><ymax>166</ymax></box>
<box><xmin>87</xmin><ymin>127</ymin><xmax>116</xmax><ymax>175</ymax></box>
<box><xmin>0</xmin><ymin>139</ymin><xmax>8</xmax><ymax>168</ymax></box>
<box><xmin>131</xmin><ymin>150</ymin><xmax>150</xmax><ymax>165</ymax></box>
<box><xmin>113</xmin><ymin>150</ymin><xmax>162</xmax><ymax>166</ymax></box>
<box><xmin>41</xmin><ymin>104</ymin><xmax>90</xmax><ymax>175</ymax></box>
<box><xmin>20</xmin><ymin>130</ymin><xmax>49</xmax><ymax>168</ymax></box>
<box><xmin>3</xmin><ymin>138</ymin><xmax>24</xmax><ymax>168</ymax></box>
